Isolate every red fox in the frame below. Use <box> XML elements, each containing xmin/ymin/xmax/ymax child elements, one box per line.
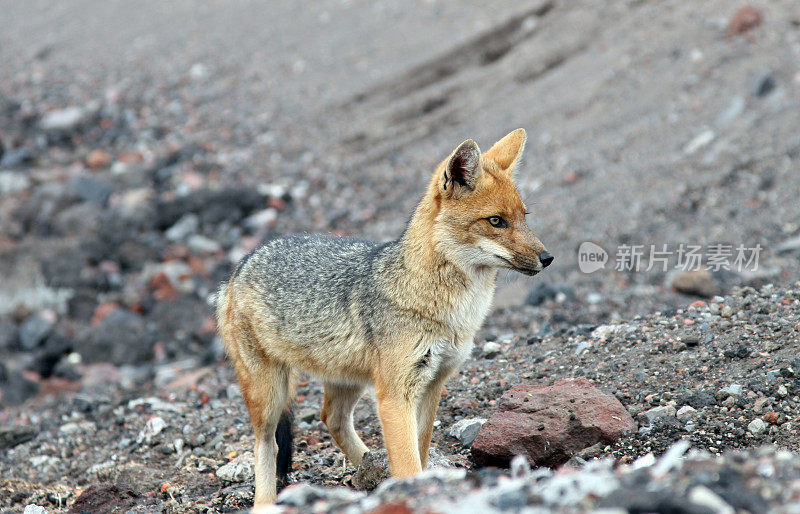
<box><xmin>216</xmin><ymin>128</ymin><xmax>553</xmax><ymax>504</ymax></box>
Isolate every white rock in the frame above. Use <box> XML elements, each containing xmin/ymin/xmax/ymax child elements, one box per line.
<box><xmin>165</xmin><ymin>214</ymin><xmax>199</xmax><ymax>241</ymax></box>
<box><xmin>482</xmin><ymin>341</ymin><xmax>501</xmax><ymax>358</ymax></box>
<box><xmin>638</xmin><ymin>405</ymin><xmax>677</xmax><ymax>425</ymax></box>
<box><xmin>688</xmin><ymin>485</ymin><xmax>734</xmax><ymax>514</ymax></box>
<box><xmin>651</xmin><ymin>439</ymin><xmax>690</xmax><ymax>477</ymax></box>
<box><xmin>137</xmin><ymin>416</ymin><xmax>167</xmax><ymax>444</ymax></box>
<box><xmin>40</xmin><ymin>106</ymin><xmax>86</xmax><ymax>131</ymax></box>
<box><xmin>277</xmin><ymin>482</ymin><xmax>365</xmax><ymax>506</ymax></box>
<box><xmin>676</xmin><ymin>406</ymin><xmax>697</xmax><ymax>420</ymax></box>
<box><xmin>189</xmin><ymin>63</ymin><xmax>209</xmax><ymax>80</ymax></box>
<box><xmin>23</xmin><ymin>505</ymin><xmax>47</xmax><ymax>514</ymax></box>
<box><xmin>684</xmin><ymin>129</ymin><xmax>715</xmax><ymax>155</ymax></box>
<box><xmin>244</xmin><ymin>208</ymin><xmax>278</xmax><ymax>232</ymax></box>
<box><xmin>216</xmin><ymin>454</ymin><xmax>255</xmax><ymax>482</ymax></box>
<box><xmin>187</xmin><ymin>234</ymin><xmax>221</xmax><ymax>254</ymax></box>
<box><xmin>748</xmin><ymin>418</ymin><xmax>767</xmax><ymax>435</ymax></box>
<box><xmin>0</xmin><ymin>172</ymin><xmax>31</xmax><ymax>195</ymax></box>
<box><xmin>719</xmin><ymin>384</ymin><xmax>743</xmax><ymax>397</ymax></box>
<box><xmin>448</xmin><ymin>418</ymin><xmax>487</xmax><ymax>446</ymax></box>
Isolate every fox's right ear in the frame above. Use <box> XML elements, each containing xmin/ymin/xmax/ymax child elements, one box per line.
<box><xmin>443</xmin><ymin>139</ymin><xmax>481</xmax><ymax>198</ymax></box>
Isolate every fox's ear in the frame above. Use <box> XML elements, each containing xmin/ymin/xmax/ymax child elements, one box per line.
<box><xmin>443</xmin><ymin>139</ymin><xmax>481</xmax><ymax>196</ymax></box>
<box><xmin>484</xmin><ymin>128</ymin><xmax>526</xmax><ymax>173</ymax></box>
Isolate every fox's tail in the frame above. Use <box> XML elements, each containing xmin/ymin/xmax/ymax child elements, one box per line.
<box><xmin>276</xmin><ymin>409</ymin><xmax>293</xmax><ymax>485</ymax></box>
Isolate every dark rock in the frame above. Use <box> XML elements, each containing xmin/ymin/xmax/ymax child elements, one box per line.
<box><xmin>74</xmin><ymin>310</ymin><xmax>154</xmax><ymax>364</ymax></box>
<box><xmin>68</xmin><ymin>483</ymin><xmax>140</xmax><ymax>514</ymax></box>
<box><xmin>19</xmin><ymin>315</ymin><xmax>54</xmax><ymax>351</ymax></box>
<box><xmin>41</xmin><ymin>248</ymin><xmax>89</xmax><ymax>288</ymax></box>
<box><xmin>0</xmin><ymin>146</ymin><xmax>34</xmax><ymax>168</ymax></box>
<box><xmin>753</xmin><ymin>71</ymin><xmax>776</xmax><ymax>98</ymax></box>
<box><xmin>598</xmin><ymin>488</ymin><xmax>715</xmax><ymax>514</ymax></box>
<box><xmin>52</xmin><ymin>203</ymin><xmax>103</xmax><ymax>237</ymax></box>
<box><xmin>525</xmin><ymin>283</ymin><xmax>574</xmax><ymax>306</ymax></box>
<box><xmin>148</xmin><ymin>297</ymin><xmax>208</xmax><ymax>348</ymax></box>
<box><xmin>723</xmin><ymin>345</ymin><xmax>751</xmax><ymax>359</ymax></box>
<box><xmin>686</xmin><ymin>390</ymin><xmax>717</xmax><ymax>409</ymax></box>
<box><xmin>471</xmin><ymin>378</ymin><xmax>636</xmax><ymax>468</ymax></box>
<box><xmin>155</xmin><ymin>187</ymin><xmax>267</xmax><ymax>230</ymax></box>
<box><xmin>69</xmin><ymin>176</ymin><xmax>113</xmax><ymax>206</ymax></box>
<box><xmin>0</xmin><ymin>425</ymin><xmax>37</xmax><ymax>449</ymax></box>
<box><xmin>0</xmin><ymin>321</ymin><xmax>19</xmax><ymax>350</ymax></box>
<box><xmin>31</xmin><ymin>333</ymin><xmax>72</xmax><ymax>378</ymax></box>
<box><xmin>1</xmin><ymin>371</ymin><xmax>40</xmax><ymax>405</ymax></box>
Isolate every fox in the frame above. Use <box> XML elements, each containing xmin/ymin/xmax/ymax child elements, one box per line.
<box><xmin>215</xmin><ymin>128</ymin><xmax>553</xmax><ymax>504</ymax></box>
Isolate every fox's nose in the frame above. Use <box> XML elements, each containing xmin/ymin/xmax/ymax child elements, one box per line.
<box><xmin>539</xmin><ymin>252</ymin><xmax>554</xmax><ymax>268</ymax></box>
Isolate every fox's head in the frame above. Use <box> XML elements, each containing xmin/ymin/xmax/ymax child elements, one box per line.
<box><xmin>424</xmin><ymin>128</ymin><xmax>553</xmax><ymax>276</ymax></box>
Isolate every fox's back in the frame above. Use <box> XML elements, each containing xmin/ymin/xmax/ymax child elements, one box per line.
<box><xmin>228</xmin><ymin>234</ymin><xmax>398</xmax><ymax>361</ymax></box>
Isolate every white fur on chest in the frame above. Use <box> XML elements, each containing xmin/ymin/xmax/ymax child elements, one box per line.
<box><xmin>445</xmin><ymin>269</ymin><xmax>497</xmax><ymax>342</ymax></box>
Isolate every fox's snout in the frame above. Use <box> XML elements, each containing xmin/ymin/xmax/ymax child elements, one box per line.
<box><xmin>539</xmin><ymin>252</ymin><xmax>554</xmax><ymax>268</ymax></box>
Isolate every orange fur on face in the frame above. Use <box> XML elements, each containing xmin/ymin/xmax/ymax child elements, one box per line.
<box><xmin>425</xmin><ymin>129</ymin><xmax>548</xmax><ymax>275</ymax></box>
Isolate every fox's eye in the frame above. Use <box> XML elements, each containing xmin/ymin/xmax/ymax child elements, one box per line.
<box><xmin>487</xmin><ymin>216</ymin><xmax>508</xmax><ymax>228</ymax></box>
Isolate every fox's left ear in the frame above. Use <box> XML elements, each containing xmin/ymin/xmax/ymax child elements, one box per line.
<box><xmin>443</xmin><ymin>139</ymin><xmax>482</xmax><ymax>198</ymax></box>
<box><xmin>484</xmin><ymin>128</ymin><xmax>527</xmax><ymax>175</ymax></box>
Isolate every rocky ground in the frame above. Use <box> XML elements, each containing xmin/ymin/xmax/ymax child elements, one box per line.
<box><xmin>1</xmin><ymin>0</ymin><xmax>800</xmax><ymax>512</ymax></box>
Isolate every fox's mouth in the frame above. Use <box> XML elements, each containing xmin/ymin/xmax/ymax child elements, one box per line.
<box><xmin>494</xmin><ymin>255</ymin><xmax>540</xmax><ymax>276</ymax></box>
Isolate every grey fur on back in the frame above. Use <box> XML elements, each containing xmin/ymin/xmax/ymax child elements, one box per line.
<box><xmin>231</xmin><ymin>234</ymin><xmax>401</xmax><ymax>347</ymax></box>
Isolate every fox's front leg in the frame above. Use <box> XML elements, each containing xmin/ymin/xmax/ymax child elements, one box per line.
<box><xmin>374</xmin><ymin>373</ymin><xmax>422</xmax><ymax>478</ymax></box>
<box><xmin>416</xmin><ymin>373</ymin><xmax>451</xmax><ymax>469</ymax></box>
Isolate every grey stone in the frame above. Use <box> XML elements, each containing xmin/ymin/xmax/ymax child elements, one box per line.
<box><xmin>276</xmin><ymin>482</ymin><xmax>364</xmax><ymax>507</ymax></box>
<box><xmin>165</xmin><ymin>214</ymin><xmax>199</xmax><ymax>242</ymax></box>
<box><xmin>482</xmin><ymin>341</ymin><xmax>501</xmax><ymax>359</ymax></box>
<box><xmin>688</xmin><ymin>485</ymin><xmax>734</xmax><ymax>514</ymax></box>
<box><xmin>0</xmin><ymin>321</ymin><xmax>19</xmax><ymax>350</ymax></box>
<box><xmin>40</xmin><ymin>106</ymin><xmax>86</xmax><ymax>131</ymax></box>
<box><xmin>186</xmin><ymin>234</ymin><xmax>221</xmax><ymax>254</ymax></box>
<box><xmin>0</xmin><ymin>147</ymin><xmax>33</xmax><ymax>168</ymax></box>
<box><xmin>752</xmin><ymin>71</ymin><xmax>776</xmax><ymax>98</ymax></box>
<box><xmin>353</xmin><ymin>448</ymin><xmax>453</xmax><ymax>491</ymax></box>
<box><xmin>775</xmin><ymin>235</ymin><xmax>800</xmax><ymax>254</ymax></box>
<box><xmin>637</xmin><ymin>405</ymin><xmax>677</xmax><ymax>426</ymax></box>
<box><xmin>448</xmin><ymin>418</ymin><xmax>487</xmax><ymax>446</ymax></box>
<box><xmin>19</xmin><ymin>315</ymin><xmax>53</xmax><ymax>350</ymax></box>
<box><xmin>719</xmin><ymin>384</ymin><xmax>743</xmax><ymax>397</ymax></box>
<box><xmin>69</xmin><ymin>176</ymin><xmax>113</xmax><ymax>205</ymax></box>
<box><xmin>0</xmin><ymin>171</ymin><xmax>31</xmax><ymax>195</ymax></box>
<box><xmin>296</xmin><ymin>407</ymin><xmax>318</xmax><ymax>423</ymax></box>
<box><xmin>714</xmin><ymin>96</ymin><xmax>745</xmax><ymax>126</ymax></box>
<box><xmin>748</xmin><ymin>418</ymin><xmax>767</xmax><ymax>435</ymax></box>
<box><xmin>216</xmin><ymin>453</ymin><xmax>254</xmax><ymax>482</ymax></box>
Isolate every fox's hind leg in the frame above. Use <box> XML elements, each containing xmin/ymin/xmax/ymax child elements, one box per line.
<box><xmin>321</xmin><ymin>382</ymin><xmax>370</xmax><ymax>466</ymax></box>
<box><xmin>238</xmin><ymin>358</ymin><xmax>292</xmax><ymax>505</ymax></box>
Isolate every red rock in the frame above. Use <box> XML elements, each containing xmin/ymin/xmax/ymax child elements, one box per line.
<box><xmin>91</xmin><ymin>302</ymin><xmax>120</xmax><ymax>327</ymax></box>
<box><xmin>471</xmin><ymin>378</ymin><xmax>636</xmax><ymax>468</ymax></box>
<box><xmin>368</xmin><ymin>502</ymin><xmax>412</xmax><ymax>514</ymax></box>
<box><xmin>117</xmin><ymin>151</ymin><xmax>143</xmax><ymax>164</ymax></box>
<box><xmin>86</xmin><ymin>149</ymin><xmax>111</xmax><ymax>169</ymax></box>
<box><xmin>727</xmin><ymin>6</ymin><xmax>762</xmax><ymax>37</ymax></box>
<box><xmin>267</xmin><ymin>196</ymin><xmax>286</xmax><ymax>211</ymax></box>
